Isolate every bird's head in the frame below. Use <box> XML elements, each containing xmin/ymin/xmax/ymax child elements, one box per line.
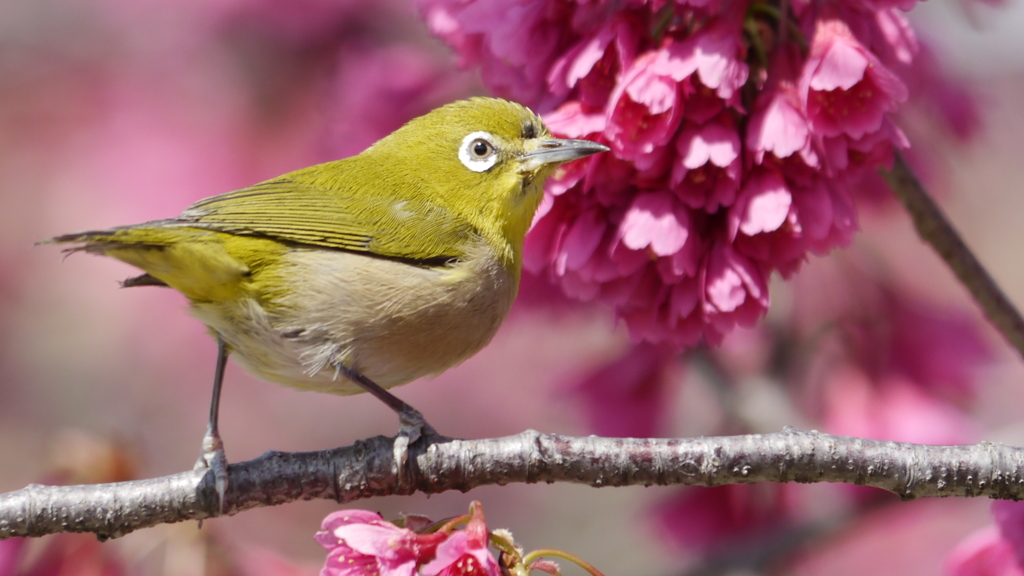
<box><xmin>364</xmin><ymin>97</ymin><xmax>608</xmax><ymax>264</ymax></box>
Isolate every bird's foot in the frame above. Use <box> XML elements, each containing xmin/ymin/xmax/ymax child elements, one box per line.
<box><xmin>330</xmin><ymin>361</ymin><xmax>439</xmax><ymax>482</ymax></box>
<box><xmin>194</xmin><ymin>429</ymin><xmax>229</xmax><ymax>515</ymax></box>
<box><xmin>393</xmin><ymin>406</ymin><xmax>438</xmax><ymax>482</ymax></box>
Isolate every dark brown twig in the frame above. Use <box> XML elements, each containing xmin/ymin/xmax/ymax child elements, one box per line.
<box><xmin>883</xmin><ymin>152</ymin><xmax>1024</xmax><ymax>358</ymax></box>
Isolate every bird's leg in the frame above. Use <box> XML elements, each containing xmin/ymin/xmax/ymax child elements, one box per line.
<box><xmin>194</xmin><ymin>334</ymin><xmax>230</xmax><ymax>514</ymax></box>
<box><xmin>332</xmin><ymin>363</ymin><xmax>437</xmax><ymax>478</ymax></box>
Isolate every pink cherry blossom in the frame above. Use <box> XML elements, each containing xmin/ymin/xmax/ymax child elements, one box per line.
<box><xmin>944</xmin><ymin>503</ymin><xmax>1024</xmax><ymax>576</ymax></box>
<box><xmin>619</xmin><ymin>192</ymin><xmax>692</xmax><ymax>257</ymax></box>
<box><xmin>946</xmin><ymin>526</ymin><xmax>1024</xmax><ymax>576</ymax></box>
<box><xmin>0</xmin><ymin>538</ymin><xmax>23</xmax><ymax>575</ymax></box>
<box><xmin>421</xmin><ymin>506</ymin><xmax>500</xmax><ymax>576</ymax></box>
<box><xmin>650</xmin><ymin>9</ymin><xmax>750</xmax><ymax>102</ymax></box>
<box><xmin>543</xmin><ymin>100</ymin><xmax>607</xmax><ymax>142</ymax></box>
<box><xmin>617</xmin><ymin>272</ymin><xmax>707</xmax><ymax>348</ymax></box>
<box><xmin>326</xmin><ymin>45</ymin><xmax>471</xmax><ymax>158</ymax></box>
<box><xmin>653</xmin><ymin>484</ymin><xmax>795</xmax><ymax>553</ymax></box>
<box><xmin>800</xmin><ymin>15</ymin><xmax>908</xmax><ymax>140</ymax></box>
<box><xmin>7</xmin><ymin>534</ymin><xmax>129</xmax><ymax>576</ymax></box>
<box><xmin>994</xmin><ymin>501</ymin><xmax>1024</xmax><ymax>568</ymax></box>
<box><xmin>316</xmin><ymin>510</ymin><xmax>446</xmax><ymax>576</ymax></box>
<box><xmin>672</xmin><ymin>117</ymin><xmax>742</xmax><ymax>211</ymax></box>
<box><xmin>567</xmin><ymin>343</ymin><xmax>676</xmax><ymax>437</ymax></box>
<box><xmin>554</xmin><ymin>207</ymin><xmax>607</xmax><ymax>277</ymax></box>
<box><xmin>605</xmin><ymin>50</ymin><xmax>684</xmax><ymax>166</ymax></box>
<box><xmin>746</xmin><ymin>45</ymin><xmax>810</xmax><ymax>163</ymax></box>
<box><xmin>887</xmin><ymin>294</ymin><xmax>993</xmax><ymax>402</ymax></box>
<box><xmin>701</xmin><ymin>241</ymin><xmax>770</xmax><ymax>342</ymax></box>
<box><xmin>829</xmin><ymin>287</ymin><xmax>994</xmax><ymax>403</ymax></box>
<box><xmin>730</xmin><ymin>174</ymin><xmax>858</xmax><ymax>276</ymax></box>
<box><xmin>822</xmin><ymin>368</ymin><xmax>976</xmax><ymax>446</ymax></box>
<box><xmin>870</xmin><ymin>9</ymin><xmax>919</xmax><ymax>66</ymax></box>
<box><xmin>729</xmin><ymin>168</ymin><xmax>792</xmax><ymax>238</ymax></box>
<box><xmin>418</xmin><ymin>0</ymin><xmax>967</xmax><ymax>348</ymax></box>
<box><xmin>547</xmin><ymin>15</ymin><xmax>641</xmax><ymax>108</ymax></box>
<box><xmin>901</xmin><ymin>41</ymin><xmax>980</xmax><ymax>141</ymax></box>
<box><xmin>419</xmin><ymin>0</ymin><xmax>578</xmax><ymax>108</ymax></box>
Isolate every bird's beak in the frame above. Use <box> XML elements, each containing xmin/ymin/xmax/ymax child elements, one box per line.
<box><xmin>518</xmin><ymin>139</ymin><xmax>609</xmax><ymax>173</ymax></box>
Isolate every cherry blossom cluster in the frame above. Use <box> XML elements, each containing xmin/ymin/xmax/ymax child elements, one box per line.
<box><xmin>418</xmin><ymin>0</ymin><xmax>919</xmax><ymax>346</ymax></box>
<box><xmin>949</xmin><ymin>501</ymin><xmax>1024</xmax><ymax>576</ymax></box>
<box><xmin>316</xmin><ymin>501</ymin><xmax>599</xmax><ymax>576</ymax></box>
<box><xmin>567</xmin><ymin>264</ymin><xmax>994</xmax><ymax>553</ymax></box>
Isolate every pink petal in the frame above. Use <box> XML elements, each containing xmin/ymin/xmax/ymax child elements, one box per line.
<box><xmin>747</xmin><ymin>95</ymin><xmax>808</xmax><ymax>160</ymax></box>
<box><xmin>670</xmin><ymin>278</ymin><xmax>700</xmax><ymax>318</ymax></box>
<box><xmin>0</xmin><ymin>539</ymin><xmax>24</xmax><ymax>576</ymax></box>
<box><xmin>321</xmin><ymin>510</ymin><xmax>389</xmax><ymax>533</ymax></box>
<box><xmin>994</xmin><ymin>501</ymin><xmax>1024</xmax><ymax>568</ymax></box>
<box><xmin>657</xmin><ymin>236</ymin><xmax>702</xmax><ymax>280</ymax></box>
<box><xmin>866</xmin><ymin>56</ymin><xmax>909</xmax><ymax>103</ymax></box>
<box><xmin>653</xmin><ymin>484</ymin><xmax>794</xmax><ymax>553</ymax></box>
<box><xmin>679</xmin><ymin>123</ymin><xmax>740</xmax><ymax>169</ymax></box>
<box><xmin>625</xmin><ymin>67</ymin><xmax>676</xmax><ymax>115</ymax></box>
<box><xmin>620</xmin><ymin>192</ymin><xmax>691</xmax><ymax>256</ymax></box>
<box><xmin>523</xmin><ymin>202</ymin><xmax>566</xmax><ymax>274</ymax></box>
<box><xmin>332</xmin><ymin>524</ymin><xmax>410</xmax><ymax>557</ymax></box>
<box><xmin>946</xmin><ymin>525</ymin><xmax>1024</xmax><ymax>576</ymax></box>
<box><xmin>566</xmin><ymin>34</ymin><xmax>612</xmax><ymax>88</ymax></box>
<box><xmin>653</xmin><ymin>18</ymin><xmax>749</xmax><ymax>99</ymax></box>
<box><xmin>568</xmin><ymin>342</ymin><xmax>674</xmax><ymax>438</ymax></box>
<box><xmin>875</xmin><ymin>9</ymin><xmax>918</xmax><ymax>65</ymax></box>
<box><xmin>610</xmin><ymin>240</ymin><xmax>652</xmax><ymax>276</ymax></box>
<box><xmin>544</xmin><ymin>101</ymin><xmax>607</xmax><ymax>138</ymax></box>
<box><xmin>650</xmin><ymin>40</ymin><xmax>699</xmax><ymax>83</ymax></box>
<box><xmin>704</xmin><ymin>243</ymin><xmax>767</xmax><ymax>313</ymax></box>
<box><xmin>691</xmin><ymin>29</ymin><xmax>749</xmax><ymax>98</ymax></box>
<box><xmin>555</xmin><ymin>208</ymin><xmax>606</xmax><ymax>275</ymax></box>
<box><xmin>822</xmin><ymin>369</ymin><xmax>976</xmax><ymax>445</ymax></box>
<box><xmin>322</xmin><ymin>545</ymin><xmax>380</xmax><ymax>576</ymax></box>
<box><xmin>737</xmin><ymin>172</ymin><xmax>792</xmax><ymax>236</ymax></box>
<box><xmin>792</xmin><ymin>181</ymin><xmax>833</xmax><ymax>242</ymax></box>
<box><xmin>809</xmin><ymin>37</ymin><xmax>869</xmax><ymax>91</ymax></box>
<box><xmin>421</xmin><ymin>533</ymin><xmax>470</xmax><ymax>575</ymax></box>
<box><xmin>606</xmin><ymin>51</ymin><xmax>683</xmax><ymax>159</ymax></box>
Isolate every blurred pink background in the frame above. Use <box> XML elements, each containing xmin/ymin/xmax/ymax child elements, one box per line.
<box><xmin>2</xmin><ymin>0</ymin><xmax>1024</xmax><ymax>574</ymax></box>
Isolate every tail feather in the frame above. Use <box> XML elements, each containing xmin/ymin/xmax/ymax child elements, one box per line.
<box><xmin>41</xmin><ymin>223</ymin><xmax>252</xmax><ymax>302</ymax></box>
<box><xmin>40</xmin><ymin>220</ymin><xmax>181</xmax><ymax>250</ymax></box>
<box><xmin>121</xmin><ymin>273</ymin><xmax>169</xmax><ymax>288</ymax></box>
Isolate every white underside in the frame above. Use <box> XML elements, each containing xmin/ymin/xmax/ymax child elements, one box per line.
<box><xmin>191</xmin><ymin>241</ymin><xmax>516</xmax><ymax>396</ymax></box>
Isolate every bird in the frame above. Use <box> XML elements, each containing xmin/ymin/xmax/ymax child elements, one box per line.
<box><xmin>44</xmin><ymin>97</ymin><xmax>609</xmax><ymax>511</ymax></box>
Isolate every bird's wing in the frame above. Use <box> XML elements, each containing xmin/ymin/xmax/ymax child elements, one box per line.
<box><xmin>177</xmin><ymin>177</ymin><xmax>478</xmax><ymax>265</ymax></box>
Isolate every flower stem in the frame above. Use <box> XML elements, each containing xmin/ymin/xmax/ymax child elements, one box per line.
<box><xmin>883</xmin><ymin>152</ymin><xmax>1024</xmax><ymax>360</ymax></box>
<box><xmin>523</xmin><ymin>550</ymin><xmax>605</xmax><ymax>576</ymax></box>
<box><xmin>435</xmin><ymin>514</ymin><xmax>470</xmax><ymax>534</ymax></box>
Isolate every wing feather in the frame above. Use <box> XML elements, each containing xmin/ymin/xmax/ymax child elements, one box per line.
<box><xmin>174</xmin><ymin>169</ymin><xmax>477</xmax><ymax>264</ymax></box>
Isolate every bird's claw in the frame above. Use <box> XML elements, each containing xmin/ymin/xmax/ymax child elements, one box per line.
<box><xmin>194</xmin><ymin>430</ymin><xmax>229</xmax><ymax>515</ymax></box>
<box><xmin>394</xmin><ymin>407</ymin><xmax>436</xmax><ymax>482</ymax></box>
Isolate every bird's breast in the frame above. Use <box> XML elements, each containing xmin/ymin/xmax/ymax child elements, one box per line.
<box><xmin>191</xmin><ymin>238</ymin><xmax>518</xmax><ymax>394</ymax></box>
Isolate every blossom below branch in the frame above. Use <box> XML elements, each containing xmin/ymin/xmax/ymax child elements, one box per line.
<box><xmin>2</xmin><ymin>429</ymin><xmax>1024</xmax><ymax>541</ymax></box>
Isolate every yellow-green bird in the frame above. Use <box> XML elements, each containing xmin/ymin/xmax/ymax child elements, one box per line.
<box><xmin>46</xmin><ymin>97</ymin><xmax>608</xmax><ymax>509</ymax></box>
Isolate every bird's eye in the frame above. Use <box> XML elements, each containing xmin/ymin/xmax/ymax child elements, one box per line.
<box><xmin>459</xmin><ymin>131</ymin><xmax>499</xmax><ymax>172</ymax></box>
<box><xmin>471</xmin><ymin>139</ymin><xmax>492</xmax><ymax>158</ymax></box>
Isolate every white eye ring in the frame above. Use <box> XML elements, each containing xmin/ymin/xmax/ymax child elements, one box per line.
<box><xmin>458</xmin><ymin>131</ymin><xmax>499</xmax><ymax>172</ymax></box>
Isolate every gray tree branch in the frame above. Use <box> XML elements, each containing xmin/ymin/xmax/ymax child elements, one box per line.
<box><xmin>884</xmin><ymin>152</ymin><xmax>1024</xmax><ymax>359</ymax></box>
<box><xmin>2</xmin><ymin>428</ymin><xmax>1023</xmax><ymax>540</ymax></box>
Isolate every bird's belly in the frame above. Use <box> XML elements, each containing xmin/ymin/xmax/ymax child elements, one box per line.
<box><xmin>190</xmin><ymin>244</ymin><xmax>517</xmax><ymax>395</ymax></box>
